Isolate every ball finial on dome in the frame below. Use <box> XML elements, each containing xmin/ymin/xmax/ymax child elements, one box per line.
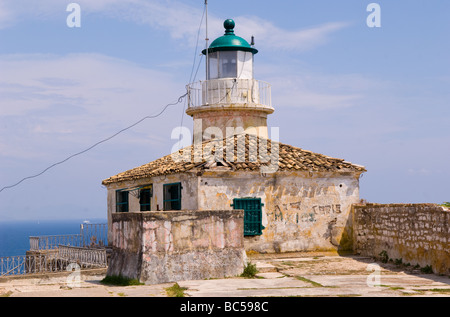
<box><xmin>224</xmin><ymin>19</ymin><xmax>235</xmax><ymax>34</ymax></box>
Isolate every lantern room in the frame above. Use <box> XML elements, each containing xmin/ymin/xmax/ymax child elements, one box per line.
<box><xmin>203</xmin><ymin>19</ymin><xmax>258</xmax><ymax>80</ymax></box>
<box><xmin>186</xmin><ymin>18</ymin><xmax>274</xmax><ymax>140</ymax></box>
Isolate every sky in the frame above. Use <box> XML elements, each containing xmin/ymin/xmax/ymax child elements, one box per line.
<box><xmin>0</xmin><ymin>0</ymin><xmax>449</xmax><ymax>221</ymax></box>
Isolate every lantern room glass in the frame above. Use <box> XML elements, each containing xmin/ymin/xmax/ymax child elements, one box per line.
<box><xmin>208</xmin><ymin>52</ymin><xmax>218</xmax><ymax>79</ymax></box>
<box><xmin>218</xmin><ymin>51</ymin><xmax>237</xmax><ymax>78</ymax></box>
<box><xmin>207</xmin><ymin>51</ymin><xmax>238</xmax><ymax>79</ymax></box>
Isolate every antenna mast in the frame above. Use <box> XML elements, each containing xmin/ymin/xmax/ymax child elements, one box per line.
<box><xmin>205</xmin><ymin>0</ymin><xmax>209</xmax><ymax>104</ymax></box>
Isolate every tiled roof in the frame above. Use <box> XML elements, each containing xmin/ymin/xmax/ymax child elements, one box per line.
<box><xmin>102</xmin><ymin>134</ymin><xmax>366</xmax><ymax>185</ymax></box>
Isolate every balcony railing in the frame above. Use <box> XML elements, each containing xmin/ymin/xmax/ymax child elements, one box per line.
<box><xmin>0</xmin><ymin>248</ymin><xmax>107</xmax><ymax>277</ymax></box>
<box><xmin>29</xmin><ymin>234</ymin><xmax>82</xmax><ymax>251</ymax></box>
<box><xmin>29</xmin><ymin>223</ymin><xmax>107</xmax><ymax>251</ymax></box>
<box><xmin>186</xmin><ymin>78</ymin><xmax>272</xmax><ymax>109</ymax></box>
<box><xmin>58</xmin><ymin>245</ymin><xmax>107</xmax><ymax>267</ymax></box>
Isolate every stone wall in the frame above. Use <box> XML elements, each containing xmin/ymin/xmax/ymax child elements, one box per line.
<box><xmin>352</xmin><ymin>203</ymin><xmax>450</xmax><ymax>275</ymax></box>
<box><xmin>106</xmin><ymin>210</ymin><xmax>246</xmax><ymax>284</ymax></box>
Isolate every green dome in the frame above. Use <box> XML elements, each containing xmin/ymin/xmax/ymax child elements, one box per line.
<box><xmin>202</xmin><ymin>19</ymin><xmax>258</xmax><ymax>55</ymax></box>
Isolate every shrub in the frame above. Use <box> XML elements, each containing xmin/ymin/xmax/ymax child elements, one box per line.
<box><xmin>394</xmin><ymin>258</ymin><xmax>403</xmax><ymax>266</ymax></box>
<box><xmin>241</xmin><ymin>262</ymin><xmax>258</xmax><ymax>278</ymax></box>
<box><xmin>420</xmin><ymin>265</ymin><xmax>433</xmax><ymax>274</ymax></box>
<box><xmin>379</xmin><ymin>250</ymin><xmax>389</xmax><ymax>263</ymax></box>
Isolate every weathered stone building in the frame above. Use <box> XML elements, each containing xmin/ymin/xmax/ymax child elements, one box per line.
<box><xmin>102</xmin><ymin>135</ymin><xmax>365</xmax><ymax>253</ymax></box>
<box><xmin>102</xmin><ymin>19</ymin><xmax>366</xmax><ymax>271</ymax></box>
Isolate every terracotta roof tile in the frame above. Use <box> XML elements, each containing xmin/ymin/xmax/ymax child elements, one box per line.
<box><xmin>102</xmin><ymin>134</ymin><xmax>366</xmax><ymax>185</ymax></box>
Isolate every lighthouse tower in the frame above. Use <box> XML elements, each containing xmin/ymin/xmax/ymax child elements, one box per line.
<box><xmin>186</xmin><ymin>19</ymin><xmax>274</xmax><ymax>141</ymax></box>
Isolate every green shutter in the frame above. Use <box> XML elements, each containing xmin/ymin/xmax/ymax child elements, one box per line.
<box><xmin>232</xmin><ymin>198</ymin><xmax>264</xmax><ymax>236</ymax></box>
<box><xmin>139</xmin><ymin>186</ymin><xmax>152</xmax><ymax>211</ymax></box>
<box><xmin>116</xmin><ymin>190</ymin><xmax>129</xmax><ymax>213</ymax></box>
<box><xmin>163</xmin><ymin>182</ymin><xmax>182</xmax><ymax>211</ymax></box>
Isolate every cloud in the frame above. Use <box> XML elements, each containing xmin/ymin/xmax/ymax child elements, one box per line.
<box><xmin>234</xmin><ymin>17</ymin><xmax>350</xmax><ymax>52</ymax></box>
<box><xmin>0</xmin><ymin>1</ymin><xmax>14</xmax><ymax>29</ymax></box>
<box><xmin>0</xmin><ymin>0</ymin><xmax>349</xmax><ymax>52</ymax></box>
<box><xmin>0</xmin><ymin>53</ymin><xmax>184</xmax><ymax>161</ymax></box>
<box><xmin>265</xmin><ymin>72</ymin><xmax>373</xmax><ymax>110</ymax></box>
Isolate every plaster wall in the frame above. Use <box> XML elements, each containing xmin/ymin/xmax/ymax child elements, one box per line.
<box><xmin>197</xmin><ymin>170</ymin><xmax>361</xmax><ymax>253</ymax></box>
<box><xmin>193</xmin><ymin>110</ymin><xmax>269</xmax><ymax>139</ymax></box>
<box><xmin>106</xmin><ymin>210</ymin><xmax>245</xmax><ymax>284</ymax></box>
<box><xmin>105</xmin><ymin>172</ymin><xmax>198</xmax><ymax>244</ymax></box>
<box><xmin>106</xmin><ymin>170</ymin><xmax>361</xmax><ymax>254</ymax></box>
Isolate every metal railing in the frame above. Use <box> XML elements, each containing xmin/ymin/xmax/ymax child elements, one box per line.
<box><xmin>29</xmin><ymin>223</ymin><xmax>107</xmax><ymax>251</ymax></box>
<box><xmin>1</xmin><ymin>223</ymin><xmax>109</xmax><ymax>277</ymax></box>
<box><xmin>186</xmin><ymin>78</ymin><xmax>272</xmax><ymax>109</ymax></box>
<box><xmin>58</xmin><ymin>245</ymin><xmax>107</xmax><ymax>267</ymax></box>
<box><xmin>0</xmin><ymin>248</ymin><xmax>107</xmax><ymax>277</ymax></box>
<box><xmin>0</xmin><ymin>256</ymin><xmax>28</xmax><ymax>276</ymax></box>
<box><xmin>80</xmin><ymin>223</ymin><xmax>107</xmax><ymax>247</ymax></box>
<box><xmin>29</xmin><ymin>234</ymin><xmax>82</xmax><ymax>250</ymax></box>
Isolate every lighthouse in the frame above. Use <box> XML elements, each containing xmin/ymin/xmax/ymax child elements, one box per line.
<box><xmin>186</xmin><ymin>19</ymin><xmax>274</xmax><ymax>141</ymax></box>
<box><xmin>103</xmin><ymin>16</ymin><xmax>366</xmax><ymax>269</ymax></box>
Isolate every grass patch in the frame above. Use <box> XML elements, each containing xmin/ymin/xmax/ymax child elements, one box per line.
<box><xmin>165</xmin><ymin>283</ymin><xmax>187</xmax><ymax>297</ymax></box>
<box><xmin>389</xmin><ymin>286</ymin><xmax>405</xmax><ymax>291</ymax></box>
<box><xmin>240</xmin><ymin>262</ymin><xmax>258</xmax><ymax>278</ymax></box>
<box><xmin>100</xmin><ymin>275</ymin><xmax>144</xmax><ymax>286</ymax></box>
<box><xmin>279</xmin><ymin>261</ymin><xmax>295</xmax><ymax>267</ymax></box>
<box><xmin>427</xmin><ymin>288</ymin><xmax>450</xmax><ymax>293</ymax></box>
<box><xmin>295</xmin><ymin>276</ymin><xmax>323</xmax><ymax>287</ymax></box>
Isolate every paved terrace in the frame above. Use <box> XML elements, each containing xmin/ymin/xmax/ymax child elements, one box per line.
<box><xmin>1</xmin><ymin>252</ymin><xmax>449</xmax><ymax>297</ymax></box>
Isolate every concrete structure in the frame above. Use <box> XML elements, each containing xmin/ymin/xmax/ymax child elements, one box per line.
<box><xmin>106</xmin><ymin>210</ymin><xmax>245</xmax><ymax>284</ymax></box>
<box><xmin>352</xmin><ymin>203</ymin><xmax>450</xmax><ymax>275</ymax></box>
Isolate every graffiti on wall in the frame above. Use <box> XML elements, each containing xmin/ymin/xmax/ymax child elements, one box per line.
<box><xmin>271</xmin><ymin>203</ymin><xmax>342</xmax><ymax>224</ymax></box>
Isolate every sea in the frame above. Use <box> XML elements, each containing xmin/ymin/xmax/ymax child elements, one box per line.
<box><xmin>0</xmin><ymin>218</ymin><xmax>107</xmax><ymax>257</ymax></box>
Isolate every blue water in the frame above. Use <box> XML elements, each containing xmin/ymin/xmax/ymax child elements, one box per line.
<box><xmin>0</xmin><ymin>218</ymin><xmax>107</xmax><ymax>257</ymax></box>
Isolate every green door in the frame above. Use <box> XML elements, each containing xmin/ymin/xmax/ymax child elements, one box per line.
<box><xmin>232</xmin><ymin>198</ymin><xmax>264</xmax><ymax>236</ymax></box>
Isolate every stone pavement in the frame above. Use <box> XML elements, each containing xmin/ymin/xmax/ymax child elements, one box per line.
<box><xmin>1</xmin><ymin>253</ymin><xmax>449</xmax><ymax>297</ymax></box>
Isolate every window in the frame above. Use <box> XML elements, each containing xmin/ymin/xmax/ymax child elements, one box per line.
<box><xmin>208</xmin><ymin>52</ymin><xmax>218</xmax><ymax>79</ymax></box>
<box><xmin>207</xmin><ymin>51</ymin><xmax>238</xmax><ymax>79</ymax></box>
<box><xmin>163</xmin><ymin>182</ymin><xmax>182</xmax><ymax>210</ymax></box>
<box><xmin>139</xmin><ymin>185</ymin><xmax>152</xmax><ymax>211</ymax></box>
<box><xmin>218</xmin><ymin>51</ymin><xmax>237</xmax><ymax>78</ymax></box>
<box><xmin>232</xmin><ymin>198</ymin><xmax>264</xmax><ymax>236</ymax></box>
<box><xmin>116</xmin><ymin>190</ymin><xmax>129</xmax><ymax>213</ymax></box>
